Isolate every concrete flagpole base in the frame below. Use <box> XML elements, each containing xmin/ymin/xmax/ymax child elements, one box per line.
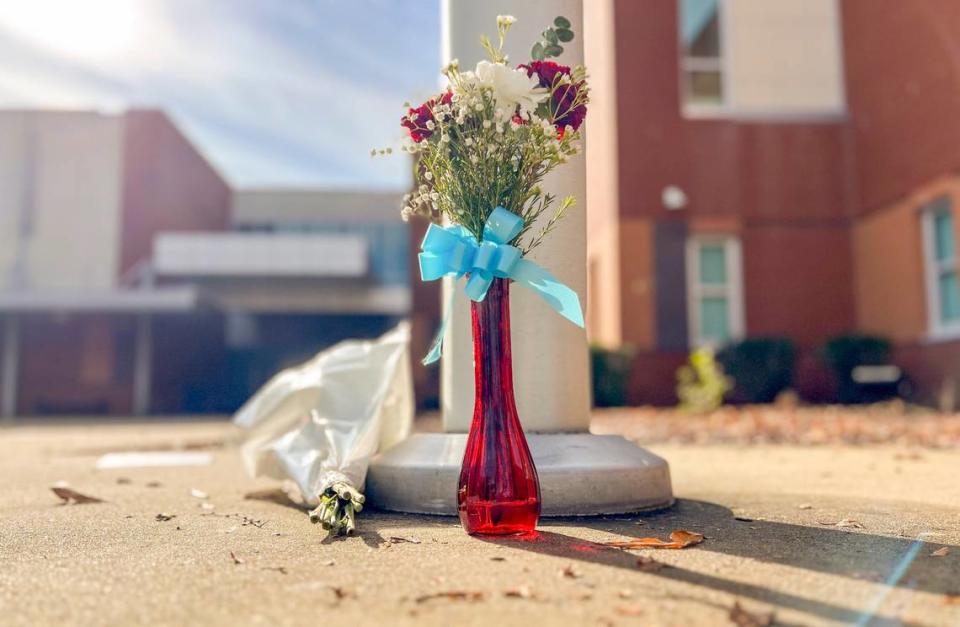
<box><xmin>366</xmin><ymin>433</ymin><xmax>673</xmax><ymax>516</ymax></box>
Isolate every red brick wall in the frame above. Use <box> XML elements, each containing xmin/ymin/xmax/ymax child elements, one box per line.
<box><xmin>611</xmin><ymin>0</ymin><xmax>852</xmax><ymax>224</ymax></box>
<box><xmin>118</xmin><ymin>110</ymin><xmax>231</xmax><ymax>278</ymax></box>
<box><xmin>842</xmin><ymin>0</ymin><xmax>960</xmax><ymax>213</ymax></box>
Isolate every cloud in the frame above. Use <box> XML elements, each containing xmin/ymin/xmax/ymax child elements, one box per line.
<box><xmin>0</xmin><ymin>0</ymin><xmax>440</xmax><ymax>189</ymax></box>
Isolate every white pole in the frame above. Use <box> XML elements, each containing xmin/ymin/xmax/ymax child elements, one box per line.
<box><xmin>1</xmin><ymin>315</ymin><xmax>19</xmax><ymax>421</ymax></box>
<box><xmin>441</xmin><ymin>0</ymin><xmax>591</xmax><ymax>433</ymax></box>
<box><xmin>132</xmin><ymin>314</ymin><xmax>152</xmax><ymax>415</ymax></box>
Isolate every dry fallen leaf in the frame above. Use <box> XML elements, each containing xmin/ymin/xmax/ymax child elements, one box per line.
<box><xmin>728</xmin><ymin>601</ymin><xmax>774</xmax><ymax>627</ymax></box>
<box><xmin>389</xmin><ymin>535</ymin><xmax>422</xmax><ymax>545</ymax></box>
<box><xmin>229</xmin><ymin>551</ymin><xmax>245</xmax><ymax>565</ymax></box>
<box><xmin>560</xmin><ymin>564</ymin><xmax>581</xmax><ymax>579</ymax></box>
<box><xmin>503</xmin><ymin>585</ymin><xmax>532</xmax><ymax>599</ymax></box>
<box><xmin>615</xmin><ymin>605</ymin><xmax>644</xmax><ymax>617</ymax></box>
<box><xmin>51</xmin><ymin>484</ymin><xmax>104</xmax><ymax>505</ymax></box>
<box><xmin>636</xmin><ymin>556</ymin><xmax>666</xmax><ymax>572</ymax></box>
<box><xmin>931</xmin><ymin>547</ymin><xmax>950</xmax><ymax>557</ymax></box>
<box><xmin>415</xmin><ymin>591</ymin><xmax>486</xmax><ymax>603</ymax></box>
<box><xmin>603</xmin><ymin>529</ymin><xmax>704</xmax><ymax>550</ymax></box>
<box><xmin>155</xmin><ymin>513</ymin><xmax>175</xmax><ymax>522</ymax></box>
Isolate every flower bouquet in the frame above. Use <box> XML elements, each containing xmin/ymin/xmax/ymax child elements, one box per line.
<box><xmin>382</xmin><ymin>15</ymin><xmax>590</xmax><ymax>535</ymax></box>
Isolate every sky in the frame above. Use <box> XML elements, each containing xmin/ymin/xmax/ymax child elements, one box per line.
<box><xmin>0</xmin><ymin>0</ymin><xmax>441</xmax><ymax>189</ymax></box>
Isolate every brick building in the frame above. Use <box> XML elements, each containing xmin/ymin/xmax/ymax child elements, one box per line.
<box><xmin>0</xmin><ymin>110</ymin><xmax>408</xmax><ymax>417</ymax></box>
<box><xmin>584</xmin><ymin>0</ymin><xmax>960</xmax><ymax>405</ymax></box>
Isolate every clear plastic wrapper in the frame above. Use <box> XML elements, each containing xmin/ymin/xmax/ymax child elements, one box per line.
<box><xmin>234</xmin><ymin>323</ymin><xmax>412</xmax><ymax>507</ymax></box>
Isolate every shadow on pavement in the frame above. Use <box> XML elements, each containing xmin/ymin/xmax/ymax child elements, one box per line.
<box><xmin>470</xmin><ymin>499</ymin><xmax>957</xmax><ymax>625</ymax></box>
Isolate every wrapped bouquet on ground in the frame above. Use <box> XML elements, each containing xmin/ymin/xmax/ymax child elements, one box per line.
<box><xmin>234</xmin><ymin>324</ymin><xmax>412</xmax><ymax>536</ymax></box>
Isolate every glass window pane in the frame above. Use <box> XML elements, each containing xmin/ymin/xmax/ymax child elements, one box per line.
<box><xmin>940</xmin><ymin>271</ymin><xmax>960</xmax><ymax>322</ymax></box>
<box><xmin>699</xmin><ymin>243</ymin><xmax>727</xmax><ymax>284</ymax></box>
<box><xmin>700</xmin><ymin>296</ymin><xmax>729</xmax><ymax>342</ymax></box>
<box><xmin>934</xmin><ymin>210</ymin><xmax>955</xmax><ymax>262</ymax></box>
<box><xmin>681</xmin><ymin>0</ymin><xmax>720</xmax><ymax>57</ymax></box>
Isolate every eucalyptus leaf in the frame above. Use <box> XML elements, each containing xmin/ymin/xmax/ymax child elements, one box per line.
<box><xmin>543</xmin><ymin>29</ymin><xmax>558</xmax><ymax>44</ymax></box>
<box><xmin>556</xmin><ymin>28</ymin><xmax>574</xmax><ymax>42</ymax></box>
<box><xmin>554</xmin><ymin>16</ymin><xmax>571</xmax><ymax>29</ymax></box>
<box><xmin>531</xmin><ymin>41</ymin><xmax>545</xmax><ymax>61</ymax></box>
<box><xmin>544</xmin><ymin>44</ymin><xmax>563</xmax><ymax>57</ymax></box>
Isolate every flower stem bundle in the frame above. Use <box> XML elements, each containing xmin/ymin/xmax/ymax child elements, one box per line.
<box><xmin>309</xmin><ymin>481</ymin><xmax>366</xmax><ymax>536</ymax></box>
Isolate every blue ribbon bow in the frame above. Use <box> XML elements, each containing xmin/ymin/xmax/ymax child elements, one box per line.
<box><xmin>418</xmin><ymin>206</ymin><xmax>584</xmax><ymax>364</ymax></box>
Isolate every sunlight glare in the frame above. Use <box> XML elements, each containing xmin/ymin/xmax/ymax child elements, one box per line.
<box><xmin>0</xmin><ymin>0</ymin><xmax>143</xmax><ymax>61</ymax></box>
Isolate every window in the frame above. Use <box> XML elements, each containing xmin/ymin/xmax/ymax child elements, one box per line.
<box><xmin>680</xmin><ymin>0</ymin><xmax>724</xmax><ymax>108</ymax></box>
<box><xmin>922</xmin><ymin>198</ymin><xmax>960</xmax><ymax>336</ymax></box>
<box><xmin>686</xmin><ymin>237</ymin><xmax>744</xmax><ymax>347</ymax></box>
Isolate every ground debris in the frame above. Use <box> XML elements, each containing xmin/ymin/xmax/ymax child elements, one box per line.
<box><xmin>116</xmin><ymin>477</ymin><xmax>132</xmax><ymax>485</ymax></box>
<box><xmin>603</xmin><ymin>529</ymin><xmax>704</xmax><ymax>550</ymax></box>
<box><xmin>503</xmin><ymin>585</ymin><xmax>533</xmax><ymax>599</ymax></box>
<box><xmin>241</xmin><ymin>516</ymin><xmax>267</xmax><ymax>529</ymax></box>
<box><xmin>190</xmin><ymin>488</ymin><xmax>208</xmax><ymax>499</ymax></box>
<box><xmin>797</xmin><ymin>503</ymin><xmax>813</xmax><ymax>510</ymax></box>
<box><xmin>388</xmin><ymin>535</ymin><xmax>422</xmax><ymax>544</ymax></box>
<box><xmin>51</xmin><ymin>483</ymin><xmax>105</xmax><ymax>505</ymax></box>
<box><xmin>262</xmin><ymin>566</ymin><xmax>288</xmax><ymax>574</ymax></box>
<box><xmin>614</xmin><ymin>605</ymin><xmax>644</xmax><ymax>616</ymax></box>
<box><xmin>931</xmin><ymin>547</ymin><xmax>950</xmax><ymax>557</ymax></box>
<box><xmin>490</xmin><ymin>556</ymin><xmax>506</xmax><ymax>562</ymax></box>
<box><xmin>145</xmin><ymin>481</ymin><xmax>162</xmax><ymax>488</ymax></box>
<box><xmin>415</xmin><ymin>590</ymin><xmax>486</xmax><ymax>603</ymax></box>
<box><xmin>155</xmin><ymin>513</ymin><xmax>176</xmax><ymax>522</ymax></box>
<box><xmin>635</xmin><ymin>556</ymin><xmax>666</xmax><ymax>572</ymax></box>
<box><xmin>728</xmin><ymin>601</ymin><xmax>774</xmax><ymax>627</ymax></box>
<box><xmin>944</xmin><ymin>594</ymin><xmax>960</xmax><ymax>605</ymax></box>
<box><xmin>835</xmin><ymin>519</ymin><xmax>865</xmax><ymax>529</ymax></box>
<box><xmin>229</xmin><ymin>551</ymin><xmax>244</xmax><ymax>565</ymax></box>
<box><xmin>560</xmin><ymin>564</ymin><xmax>581</xmax><ymax>579</ymax></box>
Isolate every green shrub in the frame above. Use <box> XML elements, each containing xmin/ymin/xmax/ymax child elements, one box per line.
<box><xmin>821</xmin><ymin>334</ymin><xmax>892</xmax><ymax>403</ymax></box>
<box><xmin>717</xmin><ymin>337</ymin><xmax>796</xmax><ymax>403</ymax></box>
<box><xmin>676</xmin><ymin>347</ymin><xmax>732</xmax><ymax>413</ymax></box>
<box><xmin>590</xmin><ymin>344</ymin><xmax>635</xmax><ymax>407</ymax></box>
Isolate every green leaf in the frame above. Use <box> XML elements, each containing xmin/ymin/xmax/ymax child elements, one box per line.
<box><xmin>543</xmin><ymin>28</ymin><xmax>558</xmax><ymax>44</ymax></box>
<box><xmin>554</xmin><ymin>16</ymin><xmax>571</xmax><ymax>29</ymax></box>
<box><xmin>531</xmin><ymin>42</ymin><xmax>545</xmax><ymax>61</ymax></box>
<box><xmin>544</xmin><ymin>44</ymin><xmax>563</xmax><ymax>57</ymax></box>
<box><xmin>556</xmin><ymin>28</ymin><xmax>574</xmax><ymax>42</ymax></box>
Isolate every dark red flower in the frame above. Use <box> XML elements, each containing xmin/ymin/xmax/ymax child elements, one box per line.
<box><xmin>518</xmin><ymin>60</ymin><xmax>571</xmax><ymax>88</ymax></box>
<box><xmin>401</xmin><ymin>91</ymin><xmax>453</xmax><ymax>143</ymax></box>
<box><xmin>518</xmin><ymin>61</ymin><xmax>587</xmax><ymax>133</ymax></box>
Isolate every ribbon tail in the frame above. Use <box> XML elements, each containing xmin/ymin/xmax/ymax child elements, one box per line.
<box><xmin>512</xmin><ymin>259</ymin><xmax>585</xmax><ymax>328</ymax></box>
<box><xmin>422</xmin><ymin>280</ymin><xmax>458</xmax><ymax>365</ymax></box>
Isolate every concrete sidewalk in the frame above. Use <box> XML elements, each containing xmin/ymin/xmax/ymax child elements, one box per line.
<box><xmin>0</xmin><ymin>420</ymin><xmax>958</xmax><ymax>626</ymax></box>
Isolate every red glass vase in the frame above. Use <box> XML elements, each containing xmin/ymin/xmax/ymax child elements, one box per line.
<box><xmin>457</xmin><ymin>277</ymin><xmax>541</xmax><ymax>535</ymax></box>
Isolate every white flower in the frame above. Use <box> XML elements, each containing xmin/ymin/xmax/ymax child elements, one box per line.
<box><xmin>482</xmin><ymin>120</ymin><xmax>491</xmax><ymax>129</ymax></box>
<box><xmin>496</xmin><ymin>15</ymin><xmax>516</xmax><ymax>28</ymax></box>
<box><xmin>474</xmin><ymin>61</ymin><xmax>548</xmax><ymax>115</ymax></box>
